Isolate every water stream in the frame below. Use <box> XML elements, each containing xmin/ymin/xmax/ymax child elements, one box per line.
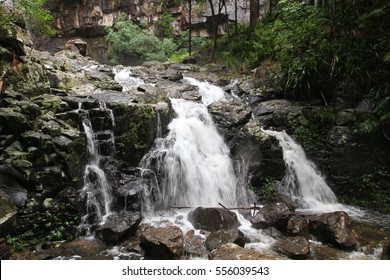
<box><xmin>77</xmin><ymin>100</ymin><xmax>116</xmax><ymax>236</ymax></box>
<box><xmin>62</xmin><ymin>68</ymin><xmax>388</xmax><ymax>260</ymax></box>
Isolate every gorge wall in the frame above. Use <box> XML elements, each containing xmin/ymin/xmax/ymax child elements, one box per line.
<box><xmin>34</xmin><ymin>0</ymin><xmax>269</xmax><ymax>63</ymax></box>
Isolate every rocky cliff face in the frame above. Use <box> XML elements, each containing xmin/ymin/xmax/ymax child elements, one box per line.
<box><xmin>34</xmin><ymin>0</ymin><xmax>269</xmax><ymax>63</ymax></box>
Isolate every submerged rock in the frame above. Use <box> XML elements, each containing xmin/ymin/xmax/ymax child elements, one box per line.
<box><xmin>140</xmin><ymin>225</ymin><xmax>184</xmax><ymax>260</ymax></box>
<box><xmin>188</xmin><ymin>207</ymin><xmax>239</xmax><ymax>231</ymax></box>
<box><xmin>96</xmin><ymin>211</ymin><xmax>142</xmax><ymax>244</ymax></box>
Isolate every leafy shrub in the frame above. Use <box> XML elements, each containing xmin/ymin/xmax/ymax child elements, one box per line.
<box><xmin>105</xmin><ymin>14</ymin><xmax>176</xmax><ymax>65</ymax></box>
<box><xmin>0</xmin><ymin>0</ymin><xmax>55</xmax><ymax>36</ymax></box>
<box><xmin>222</xmin><ymin>0</ymin><xmax>390</xmax><ymax>104</ymax></box>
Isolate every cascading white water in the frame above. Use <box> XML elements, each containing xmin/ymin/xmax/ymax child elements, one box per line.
<box><xmin>183</xmin><ymin>77</ymin><xmax>229</xmax><ymax>106</ymax></box>
<box><xmin>141</xmin><ymin>98</ymin><xmax>238</xmax><ymax>210</ymax></box>
<box><xmin>262</xmin><ymin>129</ymin><xmax>338</xmax><ymax>210</ymax></box>
<box><xmin>78</xmin><ymin>101</ymin><xmax>115</xmax><ymax>235</ymax></box>
<box><xmin>113</xmin><ymin>66</ymin><xmax>144</xmax><ymax>91</ymax></box>
<box><xmin>139</xmin><ymin>77</ymin><xmax>249</xmax><ymax>212</ymax></box>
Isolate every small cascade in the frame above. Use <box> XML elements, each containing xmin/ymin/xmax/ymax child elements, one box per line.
<box><xmin>262</xmin><ymin>129</ymin><xmax>338</xmax><ymax>210</ymax></box>
<box><xmin>183</xmin><ymin>77</ymin><xmax>229</xmax><ymax>106</ymax></box>
<box><xmin>78</xmin><ymin>100</ymin><xmax>116</xmax><ymax>236</ymax></box>
<box><xmin>113</xmin><ymin>66</ymin><xmax>144</xmax><ymax>91</ymax></box>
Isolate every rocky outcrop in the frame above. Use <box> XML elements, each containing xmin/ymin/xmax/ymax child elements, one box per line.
<box><xmin>0</xmin><ymin>190</ymin><xmax>18</xmax><ymax>238</ymax></box>
<box><xmin>208</xmin><ymin>100</ymin><xmax>252</xmax><ymax>141</ymax></box>
<box><xmin>96</xmin><ymin>211</ymin><xmax>142</xmax><ymax>244</ymax></box>
<box><xmin>308</xmin><ymin>211</ymin><xmax>358</xmax><ymax>250</ymax></box>
<box><xmin>188</xmin><ymin>207</ymin><xmax>239</xmax><ymax>231</ymax></box>
<box><xmin>140</xmin><ymin>226</ymin><xmax>184</xmax><ymax>260</ymax></box>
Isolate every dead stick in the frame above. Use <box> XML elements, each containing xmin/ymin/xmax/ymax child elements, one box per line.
<box><xmin>170</xmin><ymin>205</ymin><xmax>262</xmax><ymax>211</ymax></box>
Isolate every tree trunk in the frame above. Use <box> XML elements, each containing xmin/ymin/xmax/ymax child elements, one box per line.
<box><xmin>250</xmin><ymin>0</ymin><xmax>260</xmax><ymax>27</ymax></box>
<box><xmin>188</xmin><ymin>0</ymin><xmax>192</xmax><ymax>55</ymax></box>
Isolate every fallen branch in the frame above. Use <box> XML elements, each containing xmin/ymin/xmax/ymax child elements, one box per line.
<box><xmin>170</xmin><ymin>204</ymin><xmax>262</xmax><ymax>211</ymax></box>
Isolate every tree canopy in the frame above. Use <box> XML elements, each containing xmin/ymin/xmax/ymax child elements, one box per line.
<box><xmin>0</xmin><ymin>0</ymin><xmax>55</xmax><ymax>36</ymax></box>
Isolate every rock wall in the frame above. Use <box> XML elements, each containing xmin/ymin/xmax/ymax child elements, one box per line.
<box><xmin>34</xmin><ymin>0</ymin><xmax>269</xmax><ymax>63</ymax></box>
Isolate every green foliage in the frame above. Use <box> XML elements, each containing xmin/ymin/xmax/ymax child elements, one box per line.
<box><xmin>222</xmin><ymin>0</ymin><xmax>390</xmax><ymax>103</ymax></box>
<box><xmin>6</xmin><ymin>203</ymin><xmax>79</xmax><ymax>253</ymax></box>
<box><xmin>259</xmin><ymin>177</ymin><xmax>277</xmax><ymax>200</ymax></box>
<box><xmin>105</xmin><ymin>13</ymin><xmax>176</xmax><ymax>65</ymax></box>
<box><xmin>340</xmin><ymin>168</ymin><xmax>390</xmax><ymax>213</ymax></box>
<box><xmin>0</xmin><ymin>0</ymin><xmax>55</xmax><ymax>36</ymax></box>
<box><xmin>155</xmin><ymin>11</ymin><xmax>173</xmax><ymax>39</ymax></box>
<box><xmin>358</xmin><ymin>84</ymin><xmax>390</xmax><ymax>139</ymax></box>
<box><xmin>293</xmin><ymin>108</ymin><xmax>335</xmax><ymax>152</ymax></box>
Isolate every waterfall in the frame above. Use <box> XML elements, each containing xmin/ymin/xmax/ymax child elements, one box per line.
<box><xmin>140</xmin><ymin>79</ymin><xmax>242</xmax><ymax>212</ymax></box>
<box><xmin>113</xmin><ymin>66</ymin><xmax>144</xmax><ymax>91</ymax></box>
<box><xmin>262</xmin><ymin>129</ymin><xmax>338</xmax><ymax>210</ymax></box>
<box><xmin>78</xmin><ymin>100</ymin><xmax>116</xmax><ymax>235</ymax></box>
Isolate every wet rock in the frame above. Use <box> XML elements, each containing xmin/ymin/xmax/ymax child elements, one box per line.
<box><xmin>0</xmin><ymin>164</ymin><xmax>29</xmax><ymax>207</ymax></box>
<box><xmin>229</xmin><ymin>120</ymin><xmax>284</xmax><ymax>189</ymax></box>
<box><xmin>272</xmin><ymin>236</ymin><xmax>310</xmax><ymax>259</ymax></box>
<box><xmin>96</xmin><ymin>211</ymin><xmax>142</xmax><ymax>244</ymax></box>
<box><xmin>250</xmin><ymin>201</ymin><xmax>292</xmax><ymax>231</ymax></box>
<box><xmin>0</xmin><ymin>190</ymin><xmax>18</xmax><ymax>237</ymax></box>
<box><xmin>210</xmin><ymin>243</ymin><xmax>287</xmax><ymax>260</ymax></box>
<box><xmin>184</xmin><ymin>229</ymin><xmax>208</xmax><ymax>258</ymax></box>
<box><xmin>161</xmin><ymin>69</ymin><xmax>183</xmax><ymax>82</ymax></box>
<box><xmin>0</xmin><ymin>108</ymin><xmax>30</xmax><ymax>134</ymax></box>
<box><xmin>208</xmin><ymin>100</ymin><xmax>252</xmax><ymax>141</ymax></box>
<box><xmin>308</xmin><ymin>211</ymin><xmax>358</xmax><ymax>250</ymax></box>
<box><xmin>287</xmin><ymin>214</ymin><xmax>310</xmax><ymax>238</ymax></box>
<box><xmin>140</xmin><ymin>225</ymin><xmax>184</xmax><ymax>260</ymax></box>
<box><xmin>205</xmin><ymin>228</ymin><xmax>248</xmax><ymax>251</ymax></box>
<box><xmin>381</xmin><ymin>238</ymin><xmax>390</xmax><ymax>260</ymax></box>
<box><xmin>188</xmin><ymin>207</ymin><xmax>239</xmax><ymax>231</ymax></box>
<box><xmin>262</xmin><ymin>227</ymin><xmax>284</xmax><ymax>240</ymax></box>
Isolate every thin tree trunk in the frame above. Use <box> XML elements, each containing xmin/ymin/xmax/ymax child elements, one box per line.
<box><xmin>188</xmin><ymin>0</ymin><xmax>192</xmax><ymax>55</ymax></box>
<box><xmin>250</xmin><ymin>0</ymin><xmax>260</xmax><ymax>27</ymax></box>
<box><xmin>235</xmin><ymin>0</ymin><xmax>238</xmax><ymax>34</ymax></box>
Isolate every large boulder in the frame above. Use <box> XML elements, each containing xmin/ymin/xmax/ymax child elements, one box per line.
<box><xmin>250</xmin><ymin>201</ymin><xmax>292</xmax><ymax>231</ymax></box>
<box><xmin>271</xmin><ymin>236</ymin><xmax>310</xmax><ymax>259</ymax></box>
<box><xmin>209</xmin><ymin>243</ymin><xmax>287</xmax><ymax>260</ymax></box>
<box><xmin>287</xmin><ymin>214</ymin><xmax>310</xmax><ymax>239</ymax></box>
<box><xmin>0</xmin><ymin>190</ymin><xmax>18</xmax><ymax>238</ymax></box>
<box><xmin>205</xmin><ymin>228</ymin><xmax>248</xmax><ymax>251</ymax></box>
<box><xmin>95</xmin><ymin>211</ymin><xmax>142</xmax><ymax>244</ymax></box>
<box><xmin>208</xmin><ymin>100</ymin><xmax>252</xmax><ymax>141</ymax></box>
<box><xmin>140</xmin><ymin>225</ymin><xmax>184</xmax><ymax>260</ymax></box>
<box><xmin>308</xmin><ymin>211</ymin><xmax>358</xmax><ymax>250</ymax></box>
<box><xmin>188</xmin><ymin>207</ymin><xmax>239</xmax><ymax>231</ymax></box>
